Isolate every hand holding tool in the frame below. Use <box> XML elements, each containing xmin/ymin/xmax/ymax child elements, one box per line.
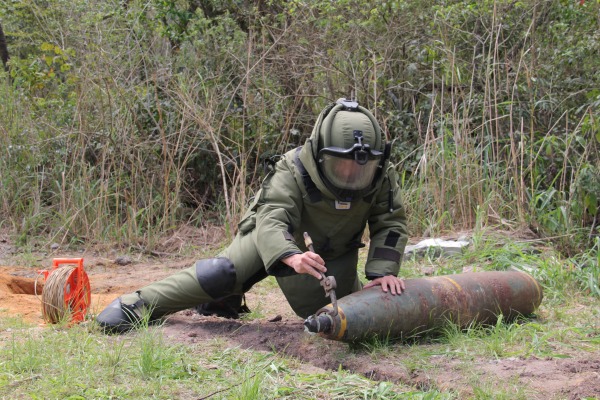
<box><xmin>303</xmin><ymin>232</ymin><xmax>338</xmax><ymax>316</ymax></box>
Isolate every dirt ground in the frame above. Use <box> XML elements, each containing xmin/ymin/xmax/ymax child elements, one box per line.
<box><xmin>1</xmin><ymin>227</ymin><xmax>599</xmax><ymax>399</ymax></box>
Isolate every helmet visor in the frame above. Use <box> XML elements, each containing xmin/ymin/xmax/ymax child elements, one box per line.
<box><xmin>318</xmin><ymin>146</ymin><xmax>382</xmax><ymax>191</ymax></box>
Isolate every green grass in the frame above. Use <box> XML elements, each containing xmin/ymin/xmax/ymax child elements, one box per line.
<box><xmin>1</xmin><ymin>234</ymin><xmax>599</xmax><ymax>399</ymax></box>
<box><xmin>0</xmin><ymin>321</ymin><xmax>440</xmax><ymax>399</ymax></box>
<box><xmin>1</xmin><ymin>0</ymin><xmax>598</xmax><ymax>260</ymax></box>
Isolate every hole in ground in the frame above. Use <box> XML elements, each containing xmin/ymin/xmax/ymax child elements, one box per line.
<box><xmin>0</xmin><ymin>274</ymin><xmax>43</xmax><ymax>295</ymax></box>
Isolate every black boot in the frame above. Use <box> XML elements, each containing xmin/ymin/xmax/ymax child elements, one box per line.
<box><xmin>96</xmin><ymin>293</ymin><xmax>151</xmax><ymax>333</ymax></box>
<box><xmin>195</xmin><ymin>294</ymin><xmax>250</xmax><ymax>319</ymax></box>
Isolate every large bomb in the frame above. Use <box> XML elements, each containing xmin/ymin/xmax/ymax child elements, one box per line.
<box><xmin>304</xmin><ymin>271</ymin><xmax>543</xmax><ymax>342</ymax></box>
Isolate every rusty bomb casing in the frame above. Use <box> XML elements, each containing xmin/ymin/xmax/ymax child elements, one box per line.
<box><xmin>304</xmin><ymin>271</ymin><xmax>543</xmax><ymax>342</ymax></box>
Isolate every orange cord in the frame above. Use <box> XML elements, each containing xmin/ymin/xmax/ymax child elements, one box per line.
<box><xmin>39</xmin><ymin>258</ymin><xmax>91</xmax><ymax>324</ymax></box>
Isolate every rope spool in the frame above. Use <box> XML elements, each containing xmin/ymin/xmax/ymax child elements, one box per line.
<box><xmin>38</xmin><ymin>258</ymin><xmax>91</xmax><ymax>324</ymax></box>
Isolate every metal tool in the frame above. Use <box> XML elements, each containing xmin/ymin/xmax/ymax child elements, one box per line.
<box><xmin>303</xmin><ymin>232</ymin><xmax>338</xmax><ymax>317</ymax></box>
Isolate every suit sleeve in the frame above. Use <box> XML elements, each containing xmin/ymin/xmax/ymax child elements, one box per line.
<box><xmin>253</xmin><ymin>156</ymin><xmax>304</xmax><ymax>275</ymax></box>
<box><xmin>364</xmin><ymin>167</ymin><xmax>408</xmax><ymax>279</ymax></box>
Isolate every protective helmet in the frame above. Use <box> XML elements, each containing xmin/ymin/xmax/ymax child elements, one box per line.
<box><xmin>314</xmin><ymin>99</ymin><xmax>389</xmax><ymax>201</ymax></box>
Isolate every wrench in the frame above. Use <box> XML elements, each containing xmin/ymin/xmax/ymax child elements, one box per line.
<box><xmin>303</xmin><ymin>232</ymin><xmax>338</xmax><ymax>317</ymax></box>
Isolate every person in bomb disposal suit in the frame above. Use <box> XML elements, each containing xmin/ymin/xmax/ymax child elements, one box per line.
<box><xmin>97</xmin><ymin>99</ymin><xmax>409</xmax><ymax>333</ymax></box>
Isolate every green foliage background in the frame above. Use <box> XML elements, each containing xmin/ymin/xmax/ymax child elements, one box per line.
<box><xmin>0</xmin><ymin>0</ymin><xmax>598</xmax><ymax>253</ymax></box>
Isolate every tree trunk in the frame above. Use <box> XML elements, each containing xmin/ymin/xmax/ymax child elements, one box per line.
<box><xmin>0</xmin><ymin>22</ymin><xmax>9</xmax><ymax>72</ymax></box>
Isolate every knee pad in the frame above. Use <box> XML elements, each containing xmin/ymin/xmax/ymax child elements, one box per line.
<box><xmin>195</xmin><ymin>257</ymin><xmax>237</xmax><ymax>298</ymax></box>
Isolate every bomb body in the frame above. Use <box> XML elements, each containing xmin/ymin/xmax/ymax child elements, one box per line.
<box><xmin>304</xmin><ymin>271</ymin><xmax>543</xmax><ymax>342</ymax></box>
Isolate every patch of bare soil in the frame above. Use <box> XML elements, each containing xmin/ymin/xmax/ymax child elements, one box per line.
<box><xmin>159</xmin><ymin>312</ymin><xmax>600</xmax><ymax>399</ymax></box>
<box><xmin>0</xmin><ymin>225</ymin><xmax>224</xmax><ymax>324</ymax></box>
<box><xmin>0</xmin><ymin>226</ymin><xmax>599</xmax><ymax>399</ymax></box>
<box><xmin>481</xmin><ymin>356</ymin><xmax>600</xmax><ymax>400</ymax></box>
<box><xmin>0</xmin><ymin>260</ymin><xmax>197</xmax><ymax>325</ymax></box>
<box><xmin>420</xmin><ymin>353</ymin><xmax>600</xmax><ymax>399</ymax></box>
<box><xmin>162</xmin><ymin>311</ymin><xmax>414</xmax><ymax>383</ymax></box>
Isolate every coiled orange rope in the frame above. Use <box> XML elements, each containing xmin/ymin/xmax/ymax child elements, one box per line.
<box><xmin>36</xmin><ymin>258</ymin><xmax>91</xmax><ymax>324</ymax></box>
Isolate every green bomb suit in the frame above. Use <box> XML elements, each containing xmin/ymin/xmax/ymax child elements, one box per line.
<box><xmin>97</xmin><ymin>103</ymin><xmax>408</xmax><ymax>331</ymax></box>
